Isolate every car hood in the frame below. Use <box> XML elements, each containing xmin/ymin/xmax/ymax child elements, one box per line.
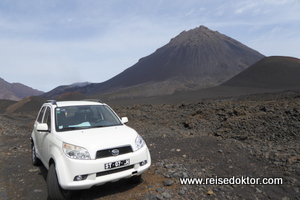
<box><xmin>55</xmin><ymin>125</ymin><xmax>138</xmax><ymax>157</ymax></box>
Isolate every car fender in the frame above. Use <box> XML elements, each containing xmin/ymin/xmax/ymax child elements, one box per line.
<box><xmin>47</xmin><ymin>141</ymin><xmax>62</xmax><ymax>169</ymax></box>
<box><xmin>48</xmin><ymin>142</ymin><xmax>74</xmax><ymax>189</ymax></box>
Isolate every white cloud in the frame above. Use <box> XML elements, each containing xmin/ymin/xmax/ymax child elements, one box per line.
<box><xmin>0</xmin><ymin>0</ymin><xmax>299</xmax><ymax>91</ymax></box>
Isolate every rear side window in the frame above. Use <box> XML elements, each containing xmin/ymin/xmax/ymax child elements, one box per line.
<box><xmin>37</xmin><ymin>106</ymin><xmax>46</xmax><ymax>123</ymax></box>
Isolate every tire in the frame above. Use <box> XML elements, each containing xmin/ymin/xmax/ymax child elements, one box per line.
<box><xmin>47</xmin><ymin>164</ymin><xmax>72</xmax><ymax>200</ymax></box>
<box><xmin>130</xmin><ymin>175</ymin><xmax>142</xmax><ymax>184</ymax></box>
<box><xmin>31</xmin><ymin>142</ymin><xmax>41</xmax><ymax>166</ymax></box>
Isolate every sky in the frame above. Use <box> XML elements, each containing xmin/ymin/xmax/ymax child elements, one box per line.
<box><xmin>1</xmin><ymin>0</ymin><xmax>299</xmax><ymax>92</ymax></box>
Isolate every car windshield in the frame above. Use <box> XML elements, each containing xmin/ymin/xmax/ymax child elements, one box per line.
<box><xmin>55</xmin><ymin>105</ymin><xmax>122</xmax><ymax>132</ymax></box>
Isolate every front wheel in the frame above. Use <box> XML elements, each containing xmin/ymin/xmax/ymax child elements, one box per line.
<box><xmin>130</xmin><ymin>175</ymin><xmax>142</xmax><ymax>184</ymax></box>
<box><xmin>47</xmin><ymin>164</ymin><xmax>72</xmax><ymax>200</ymax></box>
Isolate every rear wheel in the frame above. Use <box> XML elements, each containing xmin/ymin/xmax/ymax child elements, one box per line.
<box><xmin>31</xmin><ymin>142</ymin><xmax>41</xmax><ymax>166</ymax></box>
<box><xmin>47</xmin><ymin>164</ymin><xmax>72</xmax><ymax>200</ymax></box>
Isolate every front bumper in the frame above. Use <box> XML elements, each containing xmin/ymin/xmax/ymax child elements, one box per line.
<box><xmin>55</xmin><ymin>145</ymin><xmax>151</xmax><ymax>190</ymax></box>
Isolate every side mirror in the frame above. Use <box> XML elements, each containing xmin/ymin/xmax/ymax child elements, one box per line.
<box><xmin>37</xmin><ymin>123</ymin><xmax>49</xmax><ymax>132</ymax></box>
<box><xmin>121</xmin><ymin>117</ymin><xmax>128</xmax><ymax>124</ymax></box>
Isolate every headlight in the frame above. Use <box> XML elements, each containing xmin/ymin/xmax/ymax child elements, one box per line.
<box><xmin>133</xmin><ymin>134</ymin><xmax>145</xmax><ymax>151</ymax></box>
<box><xmin>63</xmin><ymin>143</ymin><xmax>91</xmax><ymax>160</ymax></box>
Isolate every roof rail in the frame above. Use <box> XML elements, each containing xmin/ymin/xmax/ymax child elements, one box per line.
<box><xmin>82</xmin><ymin>99</ymin><xmax>104</xmax><ymax>103</ymax></box>
<box><xmin>46</xmin><ymin>100</ymin><xmax>57</xmax><ymax>105</ymax></box>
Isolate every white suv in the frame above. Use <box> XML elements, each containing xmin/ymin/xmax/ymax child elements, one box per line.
<box><xmin>30</xmin><ymin>100</ymin><xmax>151</xmax><ymax>200</ymax></box>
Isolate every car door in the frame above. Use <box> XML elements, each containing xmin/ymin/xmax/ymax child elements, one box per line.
<box><xmin>34</xmin><ymin>106</ymin><xmax>46</xmax><ymax>156</ymax></box>
<box><xmin>34</xmin><ymin>106</ymin><xmax>51</xmax><ymax>164</ymax></box>
<box><xmin>38</xmin><ymin>106</ymin><xmax>52</xmax><ymax>164</ymax></box>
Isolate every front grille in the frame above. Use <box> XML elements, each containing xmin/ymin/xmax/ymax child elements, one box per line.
<box><xmin>96</xmin><ymin>165</ymin><xmax>134</xmax><ymax>177</ymax></box>
<box><xmin>96</xmin><ymin>146</ymin><xmax>133</xmax><ymax>159</ymax></box>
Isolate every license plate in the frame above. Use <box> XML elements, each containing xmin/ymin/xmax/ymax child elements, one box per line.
<box><xmin>104</xmin><ymin>159</ymin><xmax>130</xmax><ymax>170</ymax></box>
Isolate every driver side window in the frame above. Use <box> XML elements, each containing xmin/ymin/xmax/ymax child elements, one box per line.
<box><xmin>37</xmin><ymin>107</ymin><xmax>46</xmax><ymax>123</ymax></box>
<box><xmin>42</xmin><ymin>107</ymin><xmax>51</xmax><ymax>132</ymax></box>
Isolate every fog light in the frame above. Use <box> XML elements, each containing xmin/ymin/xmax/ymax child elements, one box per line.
<box><xmin>74</xmin><ymin>175</ymin><xmax>88</xmax><ymax>181</ymax></box>
<box><xmin>140</xmin><ymin>160</ymin><xmax>147</xmax><ymax>166</ymax></box>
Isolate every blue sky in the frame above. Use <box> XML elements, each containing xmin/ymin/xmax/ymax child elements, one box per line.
<box><xmin>1</xmin><ymin>0</ymin><xmax>299</xmax><ymax>92</ymax></box>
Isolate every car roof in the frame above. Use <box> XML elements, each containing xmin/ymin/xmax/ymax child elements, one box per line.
<box><xmin>45</xmin><ymin>100</ymin><xmax>106</xmax><ymax>107</ymax></box>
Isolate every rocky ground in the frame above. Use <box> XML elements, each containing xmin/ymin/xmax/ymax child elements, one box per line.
<box><xmin>0</xmin><ymin>91</ymin><xmax>300</xmax><ymax>199</ymax></box>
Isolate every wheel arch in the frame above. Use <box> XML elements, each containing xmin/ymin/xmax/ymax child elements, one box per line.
<box><xmin>49</xmin><ymin>158</ymin><xmax>55</xmax><ymax>167</ymax></box>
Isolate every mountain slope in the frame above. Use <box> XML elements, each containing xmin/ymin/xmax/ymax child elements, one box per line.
<box><xmin>223</xmin><ymin>56</ymin><xmax>300</xmax><ymax>89</ymax></box>
<box><xmin>107</xmin><ymin>56</ymin><xmax>300</xmax><ymax>105</ymax></box>
<box><xmin>43</xmin><ymin>25</ymin><xmax>265</xmax><ymax>99</ymax></box>
<box><xmin>0</xmin><ymin>78</ymin><xmax>44</xmax><ymax>101</ymax></box>
<box><xmin>87</xmin><ymin>26</ymin><xmax>264</xmax><ymax>95</ymax></box>
<box><xmin>5</xmin><ymin>96</ymin><xmax>46</xmax><ymax>113</ymax></box>
<box><xmin>98</xmin><ymin>26</ymin><xmax>263</xmax><ymax>90</ymax></box>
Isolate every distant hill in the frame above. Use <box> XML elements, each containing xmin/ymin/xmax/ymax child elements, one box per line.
<box><xmin>223</xmin><ymin>56</ymin><xmax>300</xmax><ymax>89</ymax></box>
<box><xmin>5</xmin><ymin>96</ymin><xmax>46</xmax><ymax>113</ymax></box>
<box><xmin>41</xmin><ymin>82</ymin><xmax>90</xmax><ymax>99</ymax></box>
<box><xmin>0</xmin><ymin>78</ymin><xmax>44</xmax><ymax>101</ymax></box>
<box><xmin>55</xmin><ymin>91</ymin><xmax>87</xmax><ymax>101</ymax></box>
<box><xmin>42</xmin><ymin>25</ymin><xmax>265</xmax><ymax>99</ymax></box>
<box><xmin>0</xmin><ymin>99</ymin><xmax>16</xmax><ymax>113</ymax></box>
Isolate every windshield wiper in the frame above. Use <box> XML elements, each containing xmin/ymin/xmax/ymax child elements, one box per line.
<box><xmin>92</xmin><ymin>125</ymin><xmax>106</xmax><ymax>128</ymax></box>
<box><xmin>60</xmin><ymin>127</ymin><xmax>89</xmax><ymax>131</ymax></box>
<box><xmin>93</xmin><ymin>124</ymin><xmax>122</xmax><ymax>128</ymax></box>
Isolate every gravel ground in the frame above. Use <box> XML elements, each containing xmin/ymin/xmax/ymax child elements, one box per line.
<box><xmin>0</xmin><ymin>91</ymin><xmax>299</xmax><ymax>199</ymax></box>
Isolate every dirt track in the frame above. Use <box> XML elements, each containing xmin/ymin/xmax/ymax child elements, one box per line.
<box><xmin>1</xmin><ymin>91</ymin><xmax>300</xmax><ymax>199</ymax></box>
